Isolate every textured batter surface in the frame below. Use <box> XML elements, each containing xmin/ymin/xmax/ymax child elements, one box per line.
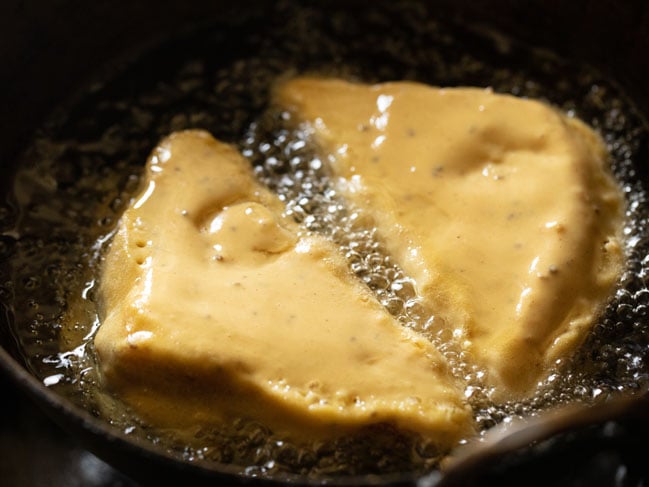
<box><xmin>95</xmin><ymin>130</ymin><xmax>473</xmax><ymax>445</ymax></box>
<box><xmin>277</xmin><ymin>78</ymin><xmax>624</xmax><ymax>399</ymax></box>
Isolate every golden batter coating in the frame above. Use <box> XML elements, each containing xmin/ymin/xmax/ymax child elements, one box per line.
<box><xmin>276</xmin><ymin>78</ymin><xmax>624</xmax><ymax>400</ymax></box>
<box><xmin>95</xmin><ymin>130</ymin><xmax>473</xmax><ymax>446</ymax></box>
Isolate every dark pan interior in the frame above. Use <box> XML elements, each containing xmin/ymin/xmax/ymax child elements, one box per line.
<box><xmin>3</xmin><ymin>0</ymin><xmax>649</xmax><ymax>168</ymax></box>
<box><xmin>1</xmin><ymin>1</ymin><xmax>649</xmax><ymax>485</ymax></box>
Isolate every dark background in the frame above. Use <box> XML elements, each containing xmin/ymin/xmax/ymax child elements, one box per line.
<box><xmin>0</xmin><ymin>373</ymin><xmax>138</xmax><ymax>486</ymax></box>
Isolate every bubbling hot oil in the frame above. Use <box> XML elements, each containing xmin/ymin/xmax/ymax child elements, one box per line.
<box><xmin>243</xmin><ymin>112</ymin><xmax>492</xmax><ymax>409</ymax></box>
<box><xmin>242</xmin><ymin>105</ymin><xmax>649</xmax><ymax>430</ymax></box>
<box><xmin>1</xmin><ymin>0</ymin><xmax>649</xmax><ymax>479</ymax></box>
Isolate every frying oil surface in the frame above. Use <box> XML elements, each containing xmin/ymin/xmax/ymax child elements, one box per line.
<box><xmin>1</xmin><ymin>1</ymin><xmax>649</xmax><ymax>478</ymax></box>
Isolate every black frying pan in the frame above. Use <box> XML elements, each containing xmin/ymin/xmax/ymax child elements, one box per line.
<box><xmin>1</xmin><ymin>1</ymin><xmax>649</xmax><ymax>485</ymax></box>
